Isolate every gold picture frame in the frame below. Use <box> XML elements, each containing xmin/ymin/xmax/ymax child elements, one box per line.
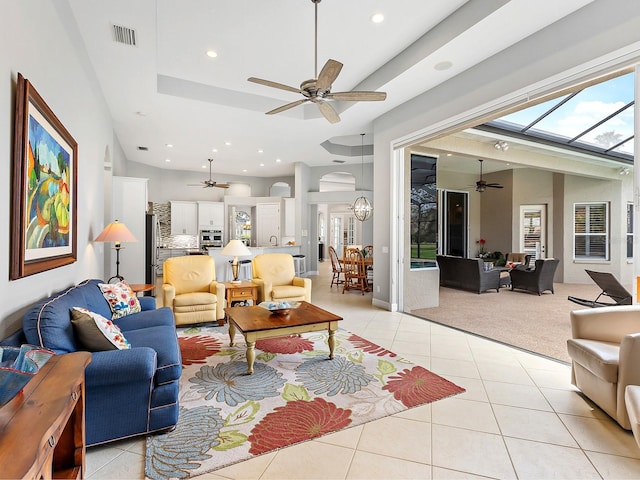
<box><xmin>10</xmin><ymin>73</ymin><xmax>78</xmax><ymax>279</ymax></box>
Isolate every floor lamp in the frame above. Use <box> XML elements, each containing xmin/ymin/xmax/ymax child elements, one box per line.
<box><xmin>222</xmin><ymin>240</ymin><xmax>251</xmax><ymax>283</ymax></box>
<box><xmin>95</xmin><ymin>220</ymin><xmax>138</xmax><ymax>283</ymax></box>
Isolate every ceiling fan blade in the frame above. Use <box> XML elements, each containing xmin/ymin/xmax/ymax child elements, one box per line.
<box><xmin>214</xmin><ymin>183</ymin><xmax>231</xmax><ymax>189</ymax></box>
<box><xmin>266</xmin><ymin>98</ymin><xmax>309</xmax><ymax>115</ymax></box>
<box><xmin>248</xmin><ymin>77</ymin><xmax>301</xmax><ymax>94</ymax></box>
<box><xmin>316</xmin><ymin>59</ymin><xmax>343</xmax><ymax>92</ymax></box>
<box><xmin>487</xmin><ymin>184</ymin><xmax>504</xmax><ymax>188</ymax></box>
<box><xmin>325</xmin><ymin>91</ymin><xmax>387</xmax><ymax>101</ymax></box>
<box><xmin>315</xmin><ymin>100</ymin><xmax>340</xmax><ymax>124</ymax></box>
<box><xmin>187</xmin><ymin>183</ymin><xmax>204</xmax><ymax>187</ymax></box>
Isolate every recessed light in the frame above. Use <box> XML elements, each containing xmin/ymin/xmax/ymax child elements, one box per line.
<box><xmin>434</xmin><ymin>61</ymin><xmax>453</xmax><ymax>71</ymax></box>
<box><xmin>446</xmin><ymin>153</ymin><xmax>452</xmax><ymax>156</ymax></box>
<box><xmin>275</xmin><ymin>158</ymin><xmax>281</xmax><ymax>163</ymax></box>
<box><xmin>212</xmin><ymin>148</ymin><xmax>218</xmax><ymax>152</ymax></box>
<box><xmin>206</xmin><ymin>50</ymin><xmax>218</xmax><ymax>58</ymax></box>
<box><xmin>225</xmin><ymin>141</ymin><xmax>232</xmax><ymax>146</ymax></box>
<box><xmin>242</xmin><ymin>169</ymin><xmax>247</xmax><ymax>173</ymax></box>
<box><xmin>202</xmin><ymin>165</ymin><xmax>207</xmax><ymax>169</ymax></box>
<box><xmin>370</xmin><ymin>13</ymin><xmax>384</xmax><ymax>23</ymax></box>
<box><xmin>165</xmin><ymin>158</ymin><xmax>171</xmax><ymax>163</ymax></box>
<box><xmin>165</xmin><ymin>143</ymin><xmax>173</xmax><ymax>148</ymax></box>
<box><xmin>258</xmin><ymin>149</ymin><xmax>263</xmax><ymax>154</ymax></box>
<box><xmin>259</xmin><ymin>163</ymin><xmax>265</xmax><ymax>167</ymax></box>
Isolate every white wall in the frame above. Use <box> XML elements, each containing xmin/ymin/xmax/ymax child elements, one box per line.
<box><xmin>372</xmin><ymin>1</ymin><xmax>640</xmax><ymax>310</ymax></box>
<box><xmin>0</xmin><ymin>1</ymin><xmax>114</xmax><ymax>337</ymax></box>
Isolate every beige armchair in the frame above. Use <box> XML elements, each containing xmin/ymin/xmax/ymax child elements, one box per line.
<box><xmin>162</xmin><ymin>255</ymin><xmax>225</xmax><ymax>326</ymax></box>
<box><xmin>252</xmin><ymin>253</ymin><xmax>311</xmax><ymax>303</ymax></box>
<box><xmin>567</xmin><ymin>305</ymin><xmax>640</xmax><ymax>429</ymax></box>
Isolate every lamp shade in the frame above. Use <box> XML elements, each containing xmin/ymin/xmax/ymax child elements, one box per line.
<box><xmin>95</xmin><ymin>220</ymin><xmax>137</xmax><ymax>244</ymax></box>
<box><xmin>221</xmin><ymin>240</ymin><xmax>251</xmax><ymax>257</ymax></box>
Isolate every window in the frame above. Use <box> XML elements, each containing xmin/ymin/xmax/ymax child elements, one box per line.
<box><xmin>410</xmin><ymin>154</ymin><xmax>437</xmax><ymax>268</ymax></box>
<box><xmin>574</xmin><ymin>202</ymin><xmax>609</xmax><ymax>260</ymax></box>
<box><xmin>628</xmin><ymin>203</ymin><xmax>633</xmax><ymax>259</ymax></box>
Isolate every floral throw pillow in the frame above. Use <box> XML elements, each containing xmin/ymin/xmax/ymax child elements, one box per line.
<box><xmin>70</xmin><ymin>307</ymin><xmax>131</xmax><ymax>351</ymax></box>
<box><xmin>98</xmin><ymin>281</ymin><xmax>141</xmax><ymax>319</ymax></box>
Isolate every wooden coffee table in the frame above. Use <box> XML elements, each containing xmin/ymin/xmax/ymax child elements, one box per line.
<box><xmin>226</xmin><ymin>301</ymin><xmax>343</xmax><ymax>374</ymax></box>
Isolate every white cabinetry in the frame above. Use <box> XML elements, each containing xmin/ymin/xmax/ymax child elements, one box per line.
<box><xmin>256</xmin><ymin>202</ymin><xmax>281</xmax><ymax>246</ymax></box>
<box><xmin>170</xmin><ymin>201</ymin><xmax>198</xmax><ymax>235</ymax></box>
<box><xmin>197</xmin><ymin>201</ymin><xmax>224</xmax><ymax>230</ymax></box>
<box><xmin>111</xmin><ymin>176</ymin><xmax>147</xmax><ymax>283</ymax></box>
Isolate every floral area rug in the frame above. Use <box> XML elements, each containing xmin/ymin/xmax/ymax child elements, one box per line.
<box><xmin>145</xmin><ymin>326</ymin><xmax>465</xmax><ymax>479</ymax></box>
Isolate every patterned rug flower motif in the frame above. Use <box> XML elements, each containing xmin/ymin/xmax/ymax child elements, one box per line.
<box><xmin>145</xmin><ymin>327</ymin><xmax>464</xmax><ymax>480</ymax></box>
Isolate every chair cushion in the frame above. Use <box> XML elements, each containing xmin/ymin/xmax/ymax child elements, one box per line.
<box><xmin>174</xmin><ymin>292</ymin><xmax>217</xmax><ymax>307</ymax></box>
<box><xmin>567</xmin><ymin>338</ymin><xmax>619</xmax><ymax>383</ymax></box>
<box><xmin>271</xmin><ymin>285</ymin><xmax>307</xmax><ymax>300</ymax></box>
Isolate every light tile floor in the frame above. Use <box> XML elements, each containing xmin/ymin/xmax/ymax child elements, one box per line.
<box><xmin>86</xmin><ymin>262</ymin><xmax>640</xmax><ymax>479</ymax></box>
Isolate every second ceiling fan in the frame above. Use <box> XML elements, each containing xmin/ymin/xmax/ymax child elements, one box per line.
<box><xmin>475</xmin><ymin>159</ymin><xmax>503</xmax><ymax>192</ymax></box>
<box><xmin>248</xmin><ymin>0</ymin><xmax>386</xmax><ymax>124</ymax></box>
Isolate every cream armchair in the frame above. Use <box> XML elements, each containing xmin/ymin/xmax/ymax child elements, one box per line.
<box><xmin>252</xmin><ymin>253</ymin><xmax>311</xmax><ymax>303</ymax></box>
<box><xmin>567</xmin><ymin>305</ymin><xmax>640</xmax><ymax>429</ymax></box>
<box><xmin>162</xmin><ymin>255</ymin><xmax>225</xmax><ymax>326</ymax></box>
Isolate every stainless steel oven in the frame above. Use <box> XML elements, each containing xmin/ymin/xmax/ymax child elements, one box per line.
<box><xmin>200</xmin><ymin>229</ymin><xmax>223</xmax><ymax>248</ymax></box>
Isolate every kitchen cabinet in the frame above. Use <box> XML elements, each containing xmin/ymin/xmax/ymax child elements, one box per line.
<box><xmin>256</xmin><ymin>202</ymin><xmax>280</xmax><ymax>246</ymax></box>
<box><xmin>171</xmin><ymin>201</ymin><xmax>198</xmax><ymax>235</ymax></box>
<box><xmin>198</xmin><ymin>201</ymin><xmax>224</xmax><ymax>230</ymax></box>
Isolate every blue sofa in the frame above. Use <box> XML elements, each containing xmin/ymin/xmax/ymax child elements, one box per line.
<box><xmin>1</xmin><ymin>279</ymin><xmax>181</xmax><ymax>446</ymax></box>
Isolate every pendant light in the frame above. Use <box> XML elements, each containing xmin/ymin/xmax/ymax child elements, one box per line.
<box><xmin>352</xmin><ymin>133</ymin><xmax>373</xmax><ymax>221</ymax></box>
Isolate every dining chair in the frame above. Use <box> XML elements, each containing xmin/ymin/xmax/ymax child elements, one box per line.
<box><xmin>342</xmin><ymin>248</ymin><xmax>368</xmax><ymax>295</ymax></box>
<box><xmin>328</xmin><ymin>246</ymin><xmax>345</xmax><ymax>288</ymax></box>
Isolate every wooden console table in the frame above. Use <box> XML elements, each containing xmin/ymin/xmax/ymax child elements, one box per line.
<box><xmin>0</xmin><ymin>351</ymin><xmax>91</xmax><ymax>479</ymax></box>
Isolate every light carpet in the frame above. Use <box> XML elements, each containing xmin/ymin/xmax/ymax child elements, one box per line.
<box><xmin>145</xmin><ymin>326</ymin><xmax>465</xmax><ymax>479</ymax></box>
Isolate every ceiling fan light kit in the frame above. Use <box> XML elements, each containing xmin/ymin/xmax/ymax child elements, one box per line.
<box><xmin>248</xmin><ymin>0</ymin><xmax>386</xmax><ymax>124</ymax></box>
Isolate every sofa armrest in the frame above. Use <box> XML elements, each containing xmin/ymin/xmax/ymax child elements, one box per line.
<box><xmin>162</xmin><ymin>284</ymin><xmax>176</xmax><ymax>311</ymax></box>
<box><xmin>210</xmin><ymin>281</ymin><xmax>226</xmax><ymax>320</ymax></box>
<box><xmin>293</xmin><ymin>277</ymin><xmax>312</xmax><ymax>302</ymax></box>
<box><xmin>571</xmin><ymin>306</ymin><xmax>640</xmax><ymax>342</ymax></box>
<box><xmin>139</xmin><ymin>296</ymin><xmax>156</xmax><ymax>311</ymax></box>
<box><xmin>619</xmin><ymin>333</ymin><xmax>640</xmax><ymax>390</ymax></box>
<box><xmin>85</xmin><ymin>347</ymin><xmax>157</xmax><ymax>387</ymax></box>
<box><xmin>253</xmin><ymin>278</ymin><xmax>271</xmax><ymax>303</ymax></box>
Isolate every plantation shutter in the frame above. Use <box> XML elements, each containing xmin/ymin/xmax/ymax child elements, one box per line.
<box><xmin>574</xmin><ymin>203</ymin><xmax>608</xmax><ymax>259</ymax></box>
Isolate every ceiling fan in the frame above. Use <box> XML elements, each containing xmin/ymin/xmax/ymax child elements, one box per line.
<box><xmin>188</xmin><ymin>159</ymin><xmax>230</xmax><ymax>189</ymax></box>
<box><xmin>475</xmin><ymin>159</ymin><xmax>503</xmax><ymax>192</ymax></box>
<box><xmin>247</xmin><ymin>0</ymin><xmax>386</xmax><ymax>124</ymax></box>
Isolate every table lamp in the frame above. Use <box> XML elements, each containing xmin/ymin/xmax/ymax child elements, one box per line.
<box><xmin>95</xmin><ymin>219</ymin><xmax>137</xmax><ymax>283</ymax></box>
<box><xmin>222</xmin><ymin>240</ymin><xmax>251</xmax><ymax>283</ymax></box>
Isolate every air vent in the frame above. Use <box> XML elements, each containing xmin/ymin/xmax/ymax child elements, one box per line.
<box><xmin>137</xmin><ymin>146</ymin><xmax>148</xmax><ymax>151</ymax></box>
<box><xmin>112</xmin><ymin>24</ymin><xmax>137</xmax><ymax>46</ymax></box>
<box><xmin>332</xmin><ymin>159</ymin><xmax>346</xmax><ymax>164</ymax></box>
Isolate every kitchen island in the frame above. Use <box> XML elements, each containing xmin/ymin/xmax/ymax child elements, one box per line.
<box><xmin>208</xmin><ymin>245</ymin><xmax>301</xmax><ymax>282</ymax></box>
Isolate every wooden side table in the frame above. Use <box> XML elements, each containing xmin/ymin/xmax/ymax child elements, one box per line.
<box><xmin>128</xmin><ymin>283</ymin><xmax>156</xmax><ymax>297</ymax></box>
<box><xmin>0</xmin><ymin>351</ymin><xmax>91</xmax><ymax>479</ymax></box>
<box><xmin>222</xmin><ymin>281</ymin><xmax>259</xmax><ymax>325</ymax></box>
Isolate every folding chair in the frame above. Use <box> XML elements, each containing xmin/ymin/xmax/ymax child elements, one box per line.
<box><xmin>568</xmin><ymin>269</ymin><xmax>632</xmax><ymax>307</ymax></box>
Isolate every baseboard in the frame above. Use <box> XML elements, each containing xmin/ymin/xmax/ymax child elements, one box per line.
<box><xmin>372</xmin><ymin>297</ymin><xmax>393</xmax><ymax>310</ymax></box>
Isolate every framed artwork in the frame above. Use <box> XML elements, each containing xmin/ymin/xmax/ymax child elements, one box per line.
<box><xmin>10</xmin><ymin>73</ymin><xmax>78</xmax><ymax>279</ymax></box>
